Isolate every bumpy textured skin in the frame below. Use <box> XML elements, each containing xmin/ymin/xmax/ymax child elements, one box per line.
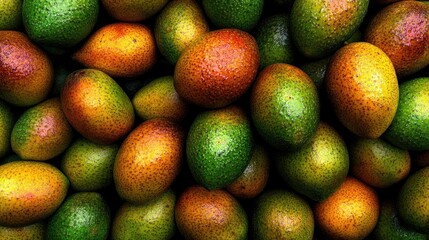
<box><xmin>0</xmin><ymin>222</ymin><xmax>44</xmax><ymax>240</ymax></box>
<box><xmin>384</xmin><ymin>77</ymin><xmax>429</xmax><ymax>151</ymax></box>
<box><xmin>22</xmin><ymin>0</ymin><xmax>99</xmax><ymax>48</ymax></box>
<box><xmin>290</xmin><ymin>0</ymin><xmax>369</xmax><ymax>59</ymax></box>
<box><xmin>397</xmin><ymin>167</ymin><xmax>429</xmax><ymax>234</ymax></box>
<box><xmin>174</xmin><ymin>28</ymin><xmax>259</xmax><ymax>108</ymax></box>
<box><xmin>0</xmin><ymin>31</ymin><xmax>53</xmax><ymax>106</ymax></box>
<box><xmin>111</xmin><ymin>190</ymin><xmax>176</xmax><ymax>240</ymax></box>
<box><xmin>325</xmin><ymin>42</ymin><xmax>399</xmax><ymax>139</ymax></box>
<box><xmin>61</xmin><ymin>69</ymin><xmax>135</xmax><ymax>144</ymax></box>
<box><xmin>73</xmin><ymin>23</ymin><xmax>157</xmax><ymax>78</ymax></box>
<box><xmin>11</xmin><ymin>98</ymin><xmax>73</xmax><ymax>161</ymax></box>
<box><xmin>253</xmin><ymin>190</ymin><xmax>314</xmax><ymax>240</ymax></box>
<box><xmin>175</xmin><ymin>186</ymin><xmax>248</xmax><ymax>240</ymax></box>
<box><xmin>114</xmin><ymin>119</ymin><xmax>184</xmax><ymax>204</ymax></box>
<box><xmin>0</xmin><ymin>161</ymin><xmax>69</xmax><ymax>227</ymax></box>
<box><xmin>276</xmin><ymin>122</ymin><xmax>349</xmax><ymax>202</ymax></box>
<box><xmin>0</xmin><ymin>0</ymin><xmax>22</xmax><ymax>30</ymax></box>
<box><xmin>101</xmin><ymin>0</ymin><xmax>169</xmax><ymax>22</ymax></box>
<box><xmin>314</xmin><ymin>177</ymin><xmax>379</xmax><ymax>240</ymax></box>
<box><xmin>250</xmin><ymin>63</ymin><xmax>319</xmax><ymax>151</ymax></box>
<box><xmin>155</xmin><ymin>0</ymin><xmax>209</xmax><ymax>64</ymax></box>
<box><xmin>365</xmin><ymin>1</ymin><xmax>429</xmax><ymax>77</ymax></box>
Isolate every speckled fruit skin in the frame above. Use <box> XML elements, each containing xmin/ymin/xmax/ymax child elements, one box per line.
<box><xmin>61</xmin><ymin>69</ymin><xmax>135</xmax><ymax>144</ymax></box>
<box><xmin>155</xmin><ymin>0</ymin><xmax>209</xmax><ymax>64</ymax></box>
<box><xmin>174</xmin><ymin>28</ymin><xmax>259</xmax><ymax>108</ymax></box>
<box><xmin>132</xmin><ymin>76</ymin><xmax>191</xmax><ymax>122</ymax></box>
<box><xmin>73</xmin><ymin>23</ymin><xmax>157</xmax><ymax>78</ymax></box>
<box><xmin>276</xmin><ymin>122</ymin><xmax>349</xmax><ymax>202</ymax></box>
<box><xmin>397</xmin><ymin>166</ymin><xmax>429</xmax><ymax>234</ymax></box>
<box><xmin>290</xmin><ymin>0</ymin><xmax>369</xmax><ymax>59</ymax></box>
<box><xmin>0</xmin><ymin>161</ymin><xmax>69</xmax><ymax>227</ymax></box>
<box><xmin>0</xmin><ymin>100</ymin><xmax>13</xmax><ymax>158</ymax></box>
<box><xmin>350</xmin><ymin>138</ymin><xmax>410</xmax><ymax>188</ymax></box>
<box><xmin>11</xmin><ymin>98</ymin><xmax>73</xmax><ymax>161</ymax></box>
<box><xmin>226</xmin><ymin>144</ymin><xmax>270</xmax><ymax>199</ymax></box>
<box><xmin>383</xmin><ymin>77</ymin><xmax>429</xmax><ymax>151</ymax></box>
<box><xmin>253</xmin><ymin>190</ymin><xmax>314</xmax><ymax>240</ymax></box>
<box><xmin>0</xmin><ymin>31</ymin><xmax>53</xmax><ymax>106</ymax></box>
<box><xmin>364</xmin><ymin>1</ymin><xmax>429</xmax><ymax>77</ymax></box>
<box><xmin>175</xmin><ymin>185</ymin><xmax>248</xmax><ymax>240</ymax></box>
<box><xmin>250</xmin><ymin>63</ymin><xmax>319</xmax><ymax>151</ymax></box>
<box><xmin>314</xmin><ymin>177</ymin><xmax>380</xmax><ymax>240</ymax></box>
<box><xmin>325</xmin><ymin>42</ymin><xmax>399</xmax><ymax>139</ymax></box>
<box><xmin>113</xmin><ymin>118</ymin><xmax>184</xmax><ymax>204</ymax></box>
<box><xmin>45</xmin><ymin>192</ymin><xmax>110</xmax><ymax>240</ymax></box>
<box><xmin>186</xmin><ymin>105</ymin><xmax>253</xmax><ymax>190</ymax></box>
<box><xmin>101</xmin><ymin>0</ymin><xmax>169</xmax><ymax>22</ymax></box>
<box><xmin>0</xmin><ymin>222</ymin><xmax>44</xmax><ymax>240</ymax></box>
<box><xmin>111</xmin><ymin>190</ymin><xmax>176</xmax><ymax>240</ymax></box>
<box><xmin>0</xmin><ymin>0</ymin><xmax>22</xmax><ymax>30</ymax></box>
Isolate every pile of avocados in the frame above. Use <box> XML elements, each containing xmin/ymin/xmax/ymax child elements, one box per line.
<box><xmin>1</xmin><ymin>0</ymin><xmax>429</xmax><ymax>239</ymax></box>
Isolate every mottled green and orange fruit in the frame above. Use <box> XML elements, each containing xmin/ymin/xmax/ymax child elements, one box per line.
<box><xmin>350</xmin><ymin>137</ymin><xmax>410</xmax><ymax>188</ymax></box>
<box><xmin>397</xmin><ymin>166</ymin><xmax>429</xmax><ymax>234</ymax></box>
<box><xmin>174</xmin><ymin>28</ymin><xmax>259</xmax><ymax>108</ymax></box>
<box><xmin>175</xmin><ymin>185</ymin><xmax>248</xmax><ymax>240</ymax></box>
<box><xmin>101</xmin><ymin>0</ymin><xmax>168</xmax><ymax>22</ymax></box>
<box><xmin>0</xmin><ymin>100</ymin><xmax>13</xmax><ymax>158</ymax></box>
<box><xmin>61</xmin><ymin>69</ymin><xmax>135</xmax><ymax>144</ymax></box>
<box><xmin>0</xmin><ymin>161</ymin><xmax>69</xmax><ymax>227</ymax></box>
<box><xmin>186</xmin><ymin>105</ymin><xmax>253</xmax><ymax>190</ymax></box>
<box><xmin>73</xmin><ymin>23</ymin><xmax>157</xmax><ymax>78</ymax></box>
<box><xmin>0</xmin><ymin>0</ymin><xmax>22</xmax><ymax>30</ymax></box>
<box><xmin>0</xmin><ymin>31</ymin><xmax>53</xmax><ymax>106</ymax></box>
<box><xmin>226</xmin><ymin>144</ymin><xmax>269</xmax><ymax>199</ymax></box>
<box><xmin>61</xmin><ymin>137</ymin><xmax>119</xmax><ymax>191</ymax></box>
<box><xmin>253</xmin><ymin>190</ymin><xmax>314</xmax><ymax>240</ymax></box>
<box><xmin>0</xmin><ymin>222</ymin><xmax>44</xmax><ymax>240</ymax></box>
<box><xmin>112</xmin><ymin>190</ymin><xmax>176</xmax><ymax>240</ymax></box>
<box><xmin>314</xmin><ymin>177</ymin><xmax>380</xmax><ymax>240</ymax></box>
<box><xmin>155</xmin><ymin>0</ymin><xmax>209</xmax><ymax>64</ymax></box>
<box><xmin>365</xmin><ymin>1</ymin><xmax>429</xmax><ymax>77</ymax></box>
<box><xmin>114</xmin><ymin>118</ymin><xmax>184</xmax><ymax>204</ymax></box>
<box><xmin>11</xmin><ymin>98</ymin><xmax>73</xmax><ymax>161</ymax></box>
<box><xmin>290</xmin><ymin>0</ymin><xmax>369</xmax><ymax>59</ymax></box>
<box><xmin>325</xmin><ymin>42</ymin><xmax>399</xmax><ymax>138</ymax></box>
<box><xmin>132</xmin><ymin>76</ymin><xmax>191</xmax><ymax>122</ymax></box>
<box><xmin>276</xmin><ymin>122</ymin><xmax>349</xmax><ymax>202</ymax></box>
<box><xmin>250</xmin><ymin>63</ymin><xmax>319</xmax><ymax>151</ymax></box>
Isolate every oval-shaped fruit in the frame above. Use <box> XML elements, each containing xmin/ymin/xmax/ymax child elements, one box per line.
<box><xmin>364</xmin><ymin>1</ymin><xmax>429</xmax><ymax>77</ymax></box>
<box><xmin>383</xmin><ymin>77</ymin><xmax>429</xmax><ymax>151</ymax></box>
<box><xmin>253</xmin><ymin>189</ymin><xmax>314</xmax><ymax>240</ymax></box>
<box><xmin>0</xmin><ymin>31</ymin><xmax>53</xmax><ymax>106</ymax></box>
<box><xmin>111</xmin><ymin>190</ymin><xmax>176</xmax><ymax>240</ymax></box>
<box><xmin>0</xmin><ymin>222</ymin><xmax>44</xmax><ymax>240</ymax></box>
<box><xmin>186</xmin><ymin>105</ymin><xmax>253</xmax><ymax>190</ymax></box>
<box><xmin>132</xmin><ymin>76</ymin><xmax>191</xmax><ymax>122</ymax></box>
<box><xmin>0</xmin><ymin>100</ymin><xmax>13</xmax><ymax>158</ymax></box>
<box><xmin>0</xmin><ymin>0</ymin><xmax>22</xmax><ymax>30</ymax></box>
<box><xmin>202</xmin><ymin>0</ymin><xmax>264</xmax><ymax>31</ymax></box>
<box><xmin>314</xmin><ymin>177</ymin><xmax>379</xmax><ymax>240</ymax></box>
<box><xmin>22</xmin><ymin>0</ymin><xmax>98</xmax><ymax>49</ymax></box>
<box><xmin>175</xmin><ymin>185</ymin><xmax>248</xmax><ymax>240</ymax></box>
<box><xmin>226</xmin><ymin>144</ymin><xmax>270</xmax><ymax>199</ymax></box>
<box><xmin>61</xmin><ymin>137</ymin><xmax>119</xmax><ymax>191</ymax></box>
<box><xmin>155</xmin><ymin>0</ymin><xmax>209</xmax><ymax>64</ymax></box>
<box><xmin>73</xmin><ymin>22</ymin><xmax>157</xmax><ymax>78</ymax></box>
<box><xmin>0</xmin><ymin>161</ymin><xmax>69</xmax><ymax>227</ymax></box>
<box><xmin>45</xmin><ymin>192</ymin><xmax>110</xmax><ymax>240</ymax></box>
<box><xmin>174</xmin><ymin>28</ymin><xmax>259</xmax><ymax>108</ymax></box>
<box><xmin>325</xmin><ymin>42</ymin><xmax>399</xmax><ymax>138</ymax></box>
<box><xmin>397</xmin><ymin>166</ymin><xmax>429</xmax><ymax>234</ymax></box>
<box><xmin>350</xmin><ymin>137</ymin><xmax>410</xmax><ymax>188</ymax></box>
<box><xmin>276</xmin><ymin>122</ymin><xmax>349</xmax><ymax>202</ymax></box>
<box><xmin>61</xmin><ymin>69</ymin><xmax>135</xmax><ymax>144</ymax></box>
<box><xmin>250</xmin><ymin>63</ymin><xmax>319</xmax><ymax>151</ymax></box>
<box><xmin>101</xmin><ymin>0</ymin><xmax>169</xmax><ymax>22</ymax></box>
<box><xmin>11</xmin><ymin>98</ymin><xmax>73</xmax><ymax>161</ymax></box>
<box><xmin>290</xmin><ymin>0</ymin><xmax>369</xmax><ymax>59</ymax></box>
<box><xmin>114</xmin><ymin>118</ymin><xmax>184</xmax><ymax>204</ymax></box>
